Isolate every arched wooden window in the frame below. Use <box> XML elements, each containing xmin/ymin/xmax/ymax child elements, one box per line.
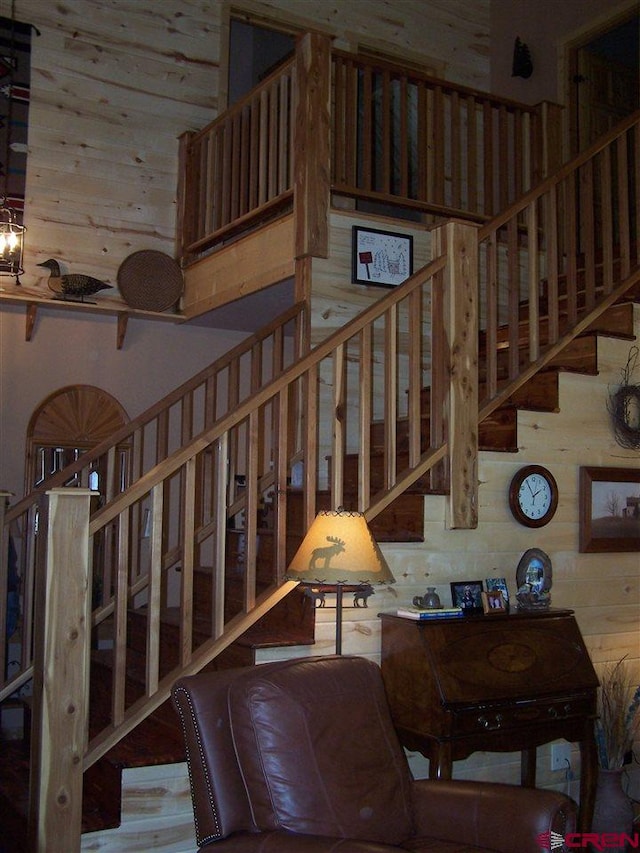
<box><xmin>25</xmin><ymin>385</ymin><xmax>130</xmax><ymax>494</ymax></box>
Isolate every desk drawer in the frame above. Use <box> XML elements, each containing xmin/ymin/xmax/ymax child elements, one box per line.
<box><xmin>451</xmin><ymin>693</ymin><xmax>595</xmax><ymax>735</ymax></box>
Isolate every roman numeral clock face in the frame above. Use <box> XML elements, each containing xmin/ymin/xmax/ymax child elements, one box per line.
<box><xmin>508</xmin><ymin>465</ymin><xmax>559</xmax><ymax>528</ymax></box>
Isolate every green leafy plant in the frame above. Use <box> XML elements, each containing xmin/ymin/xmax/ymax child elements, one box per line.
<box><xmin>595</xmin><ymin>656</ymin><xmax>640</xmax><ymax>769</ymax></box>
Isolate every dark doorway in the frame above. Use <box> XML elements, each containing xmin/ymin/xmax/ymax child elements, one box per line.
<box><xmin>228</xmin><ymin>18</ymin><xmax>296</xmax><ymax>106</ymax></box>
<box><xmin>570</xmin><ymin>12</ymin><xmax>639</xmax><ymax>154</ymax></box>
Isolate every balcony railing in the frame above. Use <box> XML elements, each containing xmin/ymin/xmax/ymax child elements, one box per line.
<box><xmin>177</xmin><ymin>34</ymin><xmax>562</xmax><ymax>265</ymax></box>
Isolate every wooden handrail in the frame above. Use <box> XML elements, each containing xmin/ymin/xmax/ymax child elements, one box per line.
<box><xmin>0</xmin><ymin>301</ymin><xmax>307</xmax><ymax>704</ymax></box>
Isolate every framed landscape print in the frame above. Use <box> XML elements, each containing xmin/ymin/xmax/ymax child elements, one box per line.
<box><xmin>579</xmin><ymin>466</ymin><xmax>640</xmax><ymax>552</ymax></box>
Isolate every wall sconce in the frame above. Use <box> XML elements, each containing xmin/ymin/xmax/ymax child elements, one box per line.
<box><xmin>0</xmin><ymin>199</ymin><xmax>25</xmax><ymax>284</ymax></box>
<box><xmin>286</xmin><ymin>508</ymin><xmax>396</xmax><ymax>654</ymax></box>
<box><xmin>512</xmin><ymin>37</ymin><xmax>533</xmax><ymax>79</ymax></box>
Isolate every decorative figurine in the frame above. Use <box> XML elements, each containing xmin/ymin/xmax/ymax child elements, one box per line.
<box><xmin>515</xmin><ymin>548</ymin><xmax>552</xmax><ymax>610</ymax></box>
<box><xmin>38</xmin><ymin>258</ymin><xmax>112</xmax><ymax>302</ymax></box>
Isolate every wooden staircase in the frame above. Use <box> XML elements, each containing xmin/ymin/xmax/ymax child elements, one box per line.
<box><xmin>0</xmin><ymin>106</ymin><xmax>638</xmax><ymax>851</ymax></box>
<box><xmin>0</xmin><ymin>285</ymin><xmax>634</xmax><ymax>849</ymax></box>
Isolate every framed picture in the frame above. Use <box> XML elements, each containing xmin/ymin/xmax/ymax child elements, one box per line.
<box><xmin>481</xmin><ymin>589</ymin><xmax>507</xmax><ymax>614</ymax></box>
<box><xmin>579</xmin><ymin>466</ymin><xmax>640</xmax><ymax>552</ymax></box>
<box><xmin>450</xmin><ymin>580</ymin><xmax>483</xmax><ymax>615</ymax></box>
<box><xmin>485</xmin><ymin>577</ymin><xmax>510</xmax><ymax>610</ymax></box>
<box><xmin>351</xmin><ymin>226</ymin><xmax>413</xmax><ymax>287</ymax></box>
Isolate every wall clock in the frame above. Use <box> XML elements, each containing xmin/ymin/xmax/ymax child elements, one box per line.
<box><xmin>508</xmin><ymin>465</ymin><xmax>558</xmax><ymax>528</ymax></box>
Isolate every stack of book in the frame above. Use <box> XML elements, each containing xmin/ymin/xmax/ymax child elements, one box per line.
<box><xmin>396</xmin><ymin>605</ymin><xmax>464</xmax><ymax>620</ymax></box>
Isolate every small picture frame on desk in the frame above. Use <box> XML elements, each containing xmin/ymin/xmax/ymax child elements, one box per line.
<box><xmin>485</xmin><ymin>577</ymin><xmax>510</xmax><ymax>611</ymax></box>
<box><xmin>481</xmin><ymin>589</ymin><xmax>507</xmax><ymax>614</ymax></box>
<box><xmin>450</xmin><ymin>580</ymin><xmax>483</xmax><ymax>615</ymax></box>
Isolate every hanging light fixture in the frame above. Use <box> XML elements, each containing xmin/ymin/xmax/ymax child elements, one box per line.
<box><xmin>0</xmin><ymin>197</ymin><xmax>25</xmax><ymax>282</ymax></box>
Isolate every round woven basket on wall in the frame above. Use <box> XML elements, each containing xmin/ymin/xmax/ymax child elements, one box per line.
<box><xmin>117</xmin><ymin>250</ymin><xmax>184</xmax><ymax>312</ymax></box>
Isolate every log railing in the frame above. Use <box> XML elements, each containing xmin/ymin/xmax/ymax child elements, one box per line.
<box><xmin>177</xmin><ymin>55</ymin><xmax>296</xmax><ymax>264</ymax></box>
<box><xmin>177</xmin><ymin>36</ymin><xmax>562</xmax><ymax>262</ymax></box>
<box><xmin>0</xmin><ymin>301</ymin><xmax>307</xmax><ymax>705</ymax></box>
<box><xmin>331</xmin><ymin>50</ymin><xmax>561</xmax><ymax>221</ymax></box>
<box><xmin>477</xmin><ymin>109</ymin><xmax>640</xmax><ymax>418</ymax></box>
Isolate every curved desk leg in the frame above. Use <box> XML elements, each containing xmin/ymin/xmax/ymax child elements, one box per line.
<box><xmin>521</xmin><ymin>747</ymin><xmax>536</xmax><ymax>787</ymax></box>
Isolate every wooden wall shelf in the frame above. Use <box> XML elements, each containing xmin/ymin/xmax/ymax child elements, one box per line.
<box><xmin>0</xmin><ymin>283</ymin><xmax>182</xmax><ymax>349</ymax></box>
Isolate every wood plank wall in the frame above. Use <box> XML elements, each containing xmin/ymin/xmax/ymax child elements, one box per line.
<box><xmin>8</xmin><ymin>0</ymin><xmax>488</xmax><ymax>292</ymax></box>
<box><xmin>260</xmin><ymin>306</ymin><xmax>640</xmax><ymax>802</ymax></box>
<box><xmin>8</xmin><ymin>0</ymin><xmax>225</xmax><ymax>289</ymax></box>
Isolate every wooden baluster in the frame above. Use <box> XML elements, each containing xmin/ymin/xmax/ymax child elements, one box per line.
<box><xmin>433</xmin><ymin>86</ymin><xmax>444</xmax><ymax>206</ymax></box>
<box><xmin>358</xmin><ymin>326</ymin><xmax>372</xmax><ymax>510</ymax></box>
<box><xmin>180</xmin><ymin>457</ymin><xmax>196</xmax><ymax>668</ymax></box>
<box><xmin>407</xmin><ymin>287</ymin><xmax>423</xmax><ymax>468</ymax></box>
<box><xmin>274</xmin><ymin>388</ymin><xmax>289</xmax><ymax>581</ymax></box>
<box><xmin>526</xmin><ymin>201</ymin><xmax>540</xmax><ymax>363</ymax></box>
<box><xmin>245</xmin><ymin>410</ymin><xmax>259</xmax><ymax>610</ymax></box>
<box><xmin>331</xmin><ymin>344</ymin><xmax>346</xmax><ymax>509</ymax></box>
<box><xmin>399</xmin><ymin>75</ymin><xmax>409</xmax><ymax>198</ymax></box>
<box><xmin>467</xmin><ymin>95</ymin><xmax>478</xmax><ymax>212</ymax></box>
<box><xmin>483</xmin><ymin>101</ymin><xmax>494</xmax><ymax>215</ymax></box>
<box><xmin>564</xmin><ymin>174</ymin><xmax>578</xmax><ymax>327</ymax></box>
<box><xmin>545</xmin><ymin>185</ymin><xmax>560</xmax><ymax>345</ymax></box>
<box><xmin>484</xmin><ymin>234</ymin><xmax>499</xmax><ymax>402</ymax></box>
<box><xmin>451</xmin><ymin>90</ymin><xmax>461</xmax><ymax>210</ymax></box>
<box><xmin>384</xmin><ymin>305</ymin><xmax>398</xmax><ymax>490</ymax></box>
<box><xmin>498</xmin><ymin>105</ymin><xmax>509</xmax><ymax>212</ymax></box>
<box><xmin>361</xmin><ymin>64</ymin><xmax>373</xmax><ymax>192</ymax></box>
<box><xmin>507</xmin><ymin>218</ymin><xmax>520</xmax><ymax>379</ymax></box>
<box><xmin>616</xmin><ymin>132</ymin><xmax>630</xmax><ymax>280</ymax></box>
<box><xmin>600</xmin><ymin>145</ymin><xmax>614</xmax><ymax>294</ymax></box>
<box><xmin>580</xmin><ymin>159</ymin><xmax>596</xmax><ymax>310</ymax></box>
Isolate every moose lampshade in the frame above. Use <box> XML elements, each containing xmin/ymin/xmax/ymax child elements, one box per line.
<box><xmin>286</xmin><ymin>508</ymin><xmax>395</xmax><ymax>653</ymax></box>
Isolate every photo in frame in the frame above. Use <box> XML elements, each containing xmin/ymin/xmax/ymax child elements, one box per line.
<box><xmin>579</xmin><ymin>466</ymin><xmax>640</xmax><ymax>552</ymax></box>
<box><xmin>481</xmin><ymin>589</ymin><xmax>507</xmax><ymax>614</ymax></box>
<box><xmin>351</xmin><ymin>226</ymin><xmax>413</xmax><ymax>287</ymax></box>
<box><xmin>485</xmin><ymin>577</ymin><xmax>510</xmax><ymax>610</ymax></box>
<box><xmin>450</xmin><ymin>580</ymin><xmax>483</xmax><ymax>615</ymax></box>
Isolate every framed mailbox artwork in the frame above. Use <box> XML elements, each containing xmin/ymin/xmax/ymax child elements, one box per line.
<box><xmin>579</xmin><ymin>466</ymin><xmax>640</xmax><ymax>552</ymax></box>
<box><xmin>352</xmin><ymin>226</ymin><xmax>413</xmax><ymax>287</ymax></box>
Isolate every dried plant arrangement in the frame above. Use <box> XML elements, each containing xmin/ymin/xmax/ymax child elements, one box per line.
<box><xmin>595</xmin><ymin>656</ymin><xmax>640</xmax><ymax>769</ymax></box>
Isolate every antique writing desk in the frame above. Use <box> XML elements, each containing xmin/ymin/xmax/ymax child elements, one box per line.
<box><xmin>380</xmin><ymin>609</ymin><xmax>599</xmax><ymax>831</ymax></box>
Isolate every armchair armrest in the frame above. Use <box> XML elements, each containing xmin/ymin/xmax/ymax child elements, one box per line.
<box><xmin>411</xmin><ymin>779</ymin><xmax>577</xmax><ymax>853</ymax></box>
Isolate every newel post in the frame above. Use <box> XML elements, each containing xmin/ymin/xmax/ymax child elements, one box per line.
<box><xmin>294</xmin><ymin>31</ymin><xmax>331</xmax><ymax>260</ymax></box>
<box><xmin>431</xmin><ymin>221</ymin><xmax>480</xmax><ymax>529</ymax></box>
<box><xmin>29</xmin><ymin>488</ymin><xmax>96</xmax><ymax>852</ymax></box>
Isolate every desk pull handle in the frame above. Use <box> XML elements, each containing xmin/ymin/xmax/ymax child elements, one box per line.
<box><xmin>478</xmin><ymin>714</ymin><xmax>503</xmax><ymax>730</ymax></box>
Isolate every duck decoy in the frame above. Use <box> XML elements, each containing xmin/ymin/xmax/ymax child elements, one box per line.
<box><xmin>38</xmin><ymin>258</ymin><xmax>112</xmax><ymax>302</ymax></box>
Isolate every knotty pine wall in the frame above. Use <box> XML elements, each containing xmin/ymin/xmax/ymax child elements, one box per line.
<box><xmin>260</xmin><ymin>307</ymin><xmax>640</xmax><ymax>799</ymax></box>
<box><xmin>0</xmin><ymin>0</ymin><xmax>489</xmax><ymax>499</ymax></box>
<box><xmin>0</xmin><ymin>0</ymin><xmax>637</xmax><ymax>814</ymax></box>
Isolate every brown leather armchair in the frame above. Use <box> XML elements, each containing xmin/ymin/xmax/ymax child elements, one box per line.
<box><xmin>172</xmin><ymin>655</ymin><xmax>577</xmax><ymax>852</ymax></box>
